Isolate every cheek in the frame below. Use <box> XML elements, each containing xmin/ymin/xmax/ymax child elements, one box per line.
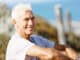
<box><xmin>16</xmin><ymin>21</ymin><xmax>24</xmax><ymax>29</ymax></box>
<box><xmin>20</xmin><ymin>20</ymin><xmax>26</xmax><ymax>26</ymax></box>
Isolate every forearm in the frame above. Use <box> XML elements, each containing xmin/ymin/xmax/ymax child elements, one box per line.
<box><xmin>26</xmin><ymin>45</ymin><xmax>54</xmax><ymax>59</ymax></box>
<box><xmin>26</xmin><ymin>45</ymin><xmax>73</xmax><ymax>60</ymax></box>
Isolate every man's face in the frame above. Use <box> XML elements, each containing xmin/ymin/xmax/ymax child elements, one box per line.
<box><xmin>15</xmin><ymin>11</ymin><xmax>35</xmax><ymax>35</ymax></box>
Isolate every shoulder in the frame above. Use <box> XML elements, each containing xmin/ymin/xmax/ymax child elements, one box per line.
<box><xmin>6</xmin><ymin>34</ymin><xmax>19</xmax><ymax>50</ymax></box>
<box><xmin>7</xmin><ymin>34</ymin><xmax>24</xmax><ymax>51</ymax></box>
<box><xmin>7</xmin><ymin>34</ymin><xmax>19</xmax><ymax>46</ymax></box>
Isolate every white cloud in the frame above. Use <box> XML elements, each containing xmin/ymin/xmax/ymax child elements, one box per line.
<box><xmin>72</xmin><ymin>21</ymin><xmax>80</xmax><ymax>28</ymax></box>
<box><xmin>71</xmin><ymin>21</ymin><xmax>80</xmax><ymax>36</ymax></box>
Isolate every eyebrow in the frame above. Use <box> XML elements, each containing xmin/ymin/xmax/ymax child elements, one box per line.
<box><xmin>24</xmin><ymin>16</ymin><xmax>35</xmax><ymax>20</ymax></box>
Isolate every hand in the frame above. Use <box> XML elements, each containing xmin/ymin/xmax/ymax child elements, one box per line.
<box><xmin>51</xmin><ymin>48</ymin><xmax>72</xmax><ymax>60</ymax></box>
<box><xmin>65</xmin><ymin>47</ymin><xmax>78</xmax><ymax>60</ymax></box>
<box><xmin>40</xmin><ymin>48</ymin><xmax>72</xmax><ymax>60</ymax></box>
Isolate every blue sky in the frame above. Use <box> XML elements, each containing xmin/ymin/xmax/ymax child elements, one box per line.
<box><xmin>32</xmin><ymin>1</ymin><xmax>80</xmax><ymax>21</ymax></box>
<box><xmin>1</xmin><ymin>0</ymin><xmax>80</xmax><ymax>20</ymax></box>
<box><xmin>0</xmin><ymin>0</ymin><xmax>80</xmax><ymax>35</ymax></box>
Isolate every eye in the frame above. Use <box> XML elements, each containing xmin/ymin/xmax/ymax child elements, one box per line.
<box><xmin>31</xmin><ymin>16</ymin><xmax>35</xmax><ymax>20</ymax></box>
<box><xmin>24</xmin><ymin>16</ymin><xmax>35</xmax><ymax>21</ymax></box>
<box><xmin>24</xmin><ymin>18</ymin><xmax>29</xmax><ymax>21</ymax></box>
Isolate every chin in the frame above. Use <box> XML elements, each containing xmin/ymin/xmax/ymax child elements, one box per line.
<box><xmin>25</xmin><ymin>31</ymin><xmax>33</xmax><ymax>35</ymax></box>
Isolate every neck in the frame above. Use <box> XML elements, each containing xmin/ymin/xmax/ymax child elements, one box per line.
<box><xmin>16</xmin><ymin>30</ymin><xmax>31</xmax><ymax>40</ymax></box>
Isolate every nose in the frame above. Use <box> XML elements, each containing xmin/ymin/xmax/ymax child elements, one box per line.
<box><xmin>28</xmin><ymin>20</ymin><xmax>34</xmax><ymax>25</ymax></box>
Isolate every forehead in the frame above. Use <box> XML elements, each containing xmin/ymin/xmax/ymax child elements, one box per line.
<box><xmin>24</xmin><ymin>11</ymin><xmax>33</xmax><ymax>17</ymax></box>
<box><xmin>18</xmin><ymin>10</ymin><xmax>34</xmax><ymax>19</ymax></box>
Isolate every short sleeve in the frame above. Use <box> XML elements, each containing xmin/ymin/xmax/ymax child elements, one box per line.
<box><xmin>15</xmin><ymin>39</ymin><xmax>35</xmax><ymax>60</ymax></box>
<box><xmin>6</xmin><ymin>37</ymin><xmax>35</xmax><ymax>60</ymax></box>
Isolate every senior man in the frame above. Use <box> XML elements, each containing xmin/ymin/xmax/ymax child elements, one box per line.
<box><xmin>6</xmin><ymin>3</ymin><xmax>78</xmax><ymax>60</ymax></box>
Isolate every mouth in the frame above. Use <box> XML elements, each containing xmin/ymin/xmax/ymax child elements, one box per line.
<box><xmin>25</xmin><ymin>27</ymin><xmax>33</xmax><ymax>30</ymax></box>
<box><xmin>25</xmin><ymin>26</ymin><xmax>33</xmax><ymax>28</ymax></box>
<box><xmin>28</xmin><ymin>27</ymin><xmax>33</xmax><ymax>30</ymax></box>
<box><xmin>24</xmin><ymin>25</ymin><xmax>34</xmax><ymax>31</ymax></box>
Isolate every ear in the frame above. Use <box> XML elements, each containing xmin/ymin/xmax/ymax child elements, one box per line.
<box><xmin>12</xmin><ymin>19</ymin><xmax>16</xmax><ymax>25</ymax></box>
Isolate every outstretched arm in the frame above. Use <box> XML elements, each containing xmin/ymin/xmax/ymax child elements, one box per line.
<box><xmin>26</xmin><ymin>45</ymin><xmax>56</xmax><ymax>60</ymax></box>
<box><xmin>26</xmin><ymin>45</ymin><xmax>73</xmax><ymax>60</ymax></box>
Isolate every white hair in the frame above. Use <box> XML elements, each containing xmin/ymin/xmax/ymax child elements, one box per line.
<box><xmin>11</xmin><ymin>3</ymin><xmax>32</xmax><ymax>20</ymax></box>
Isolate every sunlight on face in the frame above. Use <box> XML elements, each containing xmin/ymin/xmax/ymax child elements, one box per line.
<box><xmin>15</xmin><ymin>10</ymin><xmax>35</xmax><ymax>35</ymax></box>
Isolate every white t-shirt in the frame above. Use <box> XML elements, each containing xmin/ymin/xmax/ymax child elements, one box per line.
<box><xmin>6</xmin><ymin>33</ymin><xmax>35</xmax><ymax>60</ymax></box>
